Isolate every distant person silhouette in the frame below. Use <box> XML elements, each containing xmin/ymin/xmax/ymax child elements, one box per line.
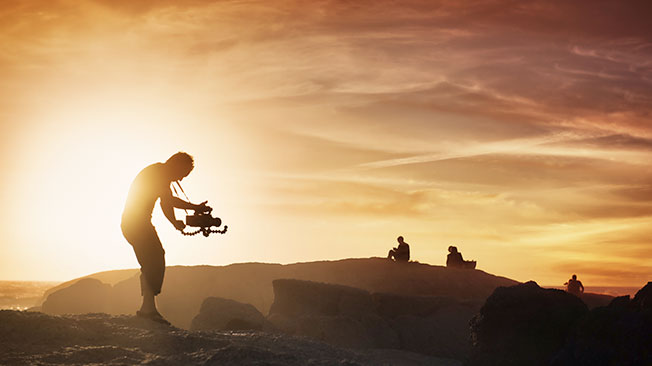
<box><xmin>446</xmin><ymin>246</ymin><xmax>476</xmax><ymax>269</ymax></box>
<box><xmin>387</xmin><ymin>236</ymin><xmax>410</xmax><ymax>262</ymax></box>
<box><xmin>564</xmin><ymin>274</ymin><xmax>584</xmax><ymax>296</ymax></box>
<box><xmin>121</xmin><ymin>152</ymin><xmax>208</xmax><ymax>325</ymax></box>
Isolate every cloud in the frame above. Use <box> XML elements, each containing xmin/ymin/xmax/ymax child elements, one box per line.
<box><xmin>2</xmin><ymin>0</ymin><xmax>651</xmax><ymax>285</ymax></box>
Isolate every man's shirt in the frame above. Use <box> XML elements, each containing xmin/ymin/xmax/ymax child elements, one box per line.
<box><xmin>122</xmin><ymin>163</ymin><xmax>169</xmax><ymax>227</ymax></box>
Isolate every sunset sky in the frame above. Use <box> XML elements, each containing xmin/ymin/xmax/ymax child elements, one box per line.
<box><xmin>1</xmin><ymin>0</ymin><xmax>650</xmax><ymax>287</ymax></box>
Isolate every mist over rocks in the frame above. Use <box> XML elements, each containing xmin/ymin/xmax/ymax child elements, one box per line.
<box><xmin>0</xmin><ymin>310</ymin><xmax>460</xmax><ymax>366</ymax></box>
<box><xmin>40</xmin><ymin>258</ymin><xmax>517</xmax><ymax>329</ymax></box>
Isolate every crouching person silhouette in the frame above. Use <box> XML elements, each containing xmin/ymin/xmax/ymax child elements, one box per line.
<box><xmin>121</xmin><ymin>152</ymin><xmax>208</xmax><ymax>325</ymax></box>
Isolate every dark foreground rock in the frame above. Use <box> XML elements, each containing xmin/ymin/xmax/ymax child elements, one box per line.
<box><xmin>468</xmin><ymin>281</ymin><xmax>588</xmax><ymax>366</ymax></box>
<box><xmin>0</xmin><ymin>310</ymin><xmax>460</xmax><ymax>366</ymax></box>
<box><xmin>268</xmin><ymin>279</ymin><xmax>480</xmax><ymax>361</ymax></box>
<box><xmin>190</xmin><ymin>297</ymin><xmax>266</xmax><ymax>331</ymax></box>
<box><xmin>551</xmin><ymin>282</ymin><xmax>652</xmax><ymax>366</ymax></box>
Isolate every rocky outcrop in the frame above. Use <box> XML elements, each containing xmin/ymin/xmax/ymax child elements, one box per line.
<box><xmin>551</xmin><ymin>282</ymin><xmax>652</xmax><ymax>366</ymax></box>
<box><xmin>190</xmin><ymin>297</ymin><xmax>266</xmax><ymax>331</ymax></box>
<box><xmin>40</xmin><ymin>258</ymin><xmax>517</xmax><ymax>329</ymax></box>
<box><xmin>469</xmin><ymin>281</ymin><xmax>652</xmax><ymax>366</ymax></box>
<box><xmin>468</xmin><ymin>281</ymin><xmax>588</xmax><ymax>366</ymax></box>
<box><xmin>268</xmin><ymin>279</ymin><xmax>481</xmax><ymax>360</ymax></box>
<box><xmin>270</xmin><ymin>279</ymin><xmax>373</xmax><ymax>319</ymax></box>
<box><xmin>41</xmin><ymin>278</ymin><xmax>113</xmax><ymax>315</ymax></box>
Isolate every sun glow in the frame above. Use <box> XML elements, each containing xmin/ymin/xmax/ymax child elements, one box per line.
<box><xmin>3</xmin><ymin>86</ymin><xmax>248</xmax><ymax>280</ymax></box>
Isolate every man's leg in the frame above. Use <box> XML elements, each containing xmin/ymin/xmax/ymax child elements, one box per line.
<box><xmin>388</xmin><ymin>249</ymin><xmax>395</xmax><ymax>260</ymax></box>
<box><xmin>139</xmin><ymin>273</ymin><xmax>157</xmax><ymax>314</ymax></box>
<box><xmin>130</xmin><ymin>227</ymin><xmax>166</xmax><ymax>317</ymax></box>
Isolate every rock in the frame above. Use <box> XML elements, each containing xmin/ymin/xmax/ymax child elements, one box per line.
<box><xmin>551</xmin><ymin>282</ymin><xmax>652</xmax><ymax>366</ymax></box>
<box><xmin>42</xmin><ymin>278</ymin><xmax>112</xmax><ymax>315</ymax></box>
<box><xmin>359</xmin><ymin>313</ymin><xmax>400</xmax><ymax>349</ymax></box>
<box><xmin>191</xmin><ymin>297</ymin><xmax>265</xmax><ymax>331</ymax></box>
<box><xmin>269</xmin><ymin>279</ymin><xmax>372</xmax><ymax>320</ymax></box>
<box><xmin>468</xmin><ymin>281</ymin><xmax>588</xmax><ymax>366</ymax></box>
<box><xmin>0</xmin><ymin>310</ymin><xmax>460</xmax><ymax>366</ymax></box>
<box><xmin>373</xmin><ymin>293</ymin><xmax>459</xmax><ymax>319</ymax></box>
<box><xmin>632</xmin><ymin>281</ymin><xmax>652</xmax><ymax>311</ymax></box>
<box><xmin>578</xmin><ymin>292</ymin><xmax>614</xmax><ymax>309</ymax></box>
<box><xmin>269</xmin><ymin>278</ymin><xmax>481</xmax><ymax>360</ymax></box>
<box><xmin>39</xmin><ymin>258</ymin><xmax>517</xmax><ymax>329</ymax></box>
<box><xmin>295</xmin><ymin>315</ymin><xmax>374</xmax><ymax>348</ymax></box>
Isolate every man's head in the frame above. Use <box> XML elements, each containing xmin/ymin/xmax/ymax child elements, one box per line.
<box><xmin>165</xmin><ymin>152</ymin><xmax>194</xmax><ymax>181</ymax></box>
<box><xmin>572</xmin><ymin>274</ymin><xmax>577</xmax><ymax>280</ymax></box>
<box><xmin>448</xmin><ymin>246</ymin><xmax>457</xmax><ymax>253</ymax></box>
<box><xmin>397</xmin><ymin>236</ymin><xmax>404</xmax><ymax>243</ymax></box>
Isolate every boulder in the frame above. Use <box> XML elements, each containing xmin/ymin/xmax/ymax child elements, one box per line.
<box><xmin>269</xmin><ymin>279</ymin><xmax>372</xmax><ymax>320</ymax></box>
<box><xmin>190</xmin><ymin>297</ymin><xmax>265</xmax><ymax>331</ymax></box>
<box><xmin>551</xmin><ymin>282</ymin><xmax>652</xmax><ymax>366</ymax></box>
<box><xmin>632</xmin><ymin>281</ymin><xmax>652</xmax><ymax>311</ymax></box>
<box><xmin>269</xmin><ymin>278</ymin><xmax>481</xmax><ymax>360</ymax></box>
<box><xmin>468</xmin><ymin>281</ymin><xmax>588</xmax><ymax>366</ymax></box>
<box><xmin>295</xmin><ymin>315</ymin><xmax>374</xmax><ymax>348</ymax></box>
<box><xmin>42</xmin><ymin>278</ymin><xmax>112</xmax><ymax>315</ymax></box>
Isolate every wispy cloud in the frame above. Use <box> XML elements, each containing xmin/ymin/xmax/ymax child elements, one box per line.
<box><xmin>1</xmin><ymin>0</ymin><xmax>651</xmax><ymax>285</ymax></box>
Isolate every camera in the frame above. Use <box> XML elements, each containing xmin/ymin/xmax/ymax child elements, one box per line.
<box><xmin>184</xmin><ymin>205</ymin><xmax>227</xmax><ymax>236</ymax></box>
<box><xmin>186</xmin><ymin>212</ymin><xmax>222</xmax><ymax>228</ymax></box>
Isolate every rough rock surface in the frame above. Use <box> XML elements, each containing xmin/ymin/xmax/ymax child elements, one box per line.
<box><xmin>0</xmin><ymin>310</ymin><xmax>461</xmax><ymax>366</ymax></box>
<box><xmin>268</xmin><ymin>279</ymin><xmax>481</xmax><ymax>360</ymax></box>
<box><xmin>190</xmin><ymin>297</ymin><xmax>266</xmax><ymax>331</ymax></box>
<box><xmin>468</xmin><ymin>281</ymin><xmax>588</xmax><ymax>366</ymax></box>
<box><xmin>551</xmin><ymin>282</ymin><xmax>652</xmax><ymax>366</ymax></box>
<box><xmin>40</xmin><ymin>258</ymin><xmax>517</xmax><ymax>329</ymax></box>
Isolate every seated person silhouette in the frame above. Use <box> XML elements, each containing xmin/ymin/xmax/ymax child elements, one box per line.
<box><xmin>387</xmin><ymin>236</ymin><xmax>410</xmax><ymax>262</ymax></box>
<box><xmin>564</xmin><ymin>274</ymin><xmax>584</xmax><ymax>297</ymax></box>
<box><xmin>121</xmin><ymin>152</ymin><xmax>208</xmax><ymax>325</ymax></box>
<box><xmin>446</xmin><ymin>246</ymin><xmax>476</xmax><ymax>269</ymax></box>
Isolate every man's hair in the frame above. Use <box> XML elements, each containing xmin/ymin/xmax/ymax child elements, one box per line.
<box><xmin>166</xmin><ymin>152</ymin><xmax>194</xmax><ymax>169</ymax></box>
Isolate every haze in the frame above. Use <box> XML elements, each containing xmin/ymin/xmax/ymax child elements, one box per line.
<box><xmin>1</xmin><ymin>0</ymin><xmax>650</xmax><ymax>287</ymax></box>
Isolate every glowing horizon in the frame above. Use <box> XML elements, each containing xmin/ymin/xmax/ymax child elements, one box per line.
<box><xmin>1</xmin><ymin>1</ymin><xmax>650</xmax><ymax>287</ymax></box>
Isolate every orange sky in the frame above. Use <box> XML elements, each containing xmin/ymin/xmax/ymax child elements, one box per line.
<box><xmin>1</xmin><ymin>0</ymin><xmax>650</xmax><ymax>286</ymax></box>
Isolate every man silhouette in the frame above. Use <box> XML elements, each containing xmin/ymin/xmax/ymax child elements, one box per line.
<box><xmin>121</xmin><ymin>152</ymin><xmax>207</xmax><ymax>324</ymax></box>
<box><xmin>564</xmin><ymin>274</ymin><xmax>584</xmax><ymax>297</ymax></box>
<box><xmin>387</xmin><ymin>236</ymin><xmax>410</xmax><ymax>262</ymax></box>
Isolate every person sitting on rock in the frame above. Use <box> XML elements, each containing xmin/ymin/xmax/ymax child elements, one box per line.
<box><xmin>387</xmin><ymin>236</ymin><xmax>410</xmax><ymax>262</ymax></box>
<box><xmin>564</xmin><ymin>274</ymin><xmax>584</xmax><ymax>296</ymax></box>
<box><xmin>446</xmin><ymin>246</ymin><xmax>464</xmax><ymax>268</ymax></box>
<box><xmin>446</xmin><ymin>246</ymin><xmax>476</xmax><ymax>269</ymax></box>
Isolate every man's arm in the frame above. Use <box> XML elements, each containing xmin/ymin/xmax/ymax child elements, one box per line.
<box><xmin>160</xmin><ymin>189</ymin><xmax>207</xmax><ymax>230</ymax></box>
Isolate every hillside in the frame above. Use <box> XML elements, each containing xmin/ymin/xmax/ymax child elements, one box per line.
<box><xmin>39</xmin><ymin>258</ymin><xmax>518</xmax><ymax>329</ymax></box>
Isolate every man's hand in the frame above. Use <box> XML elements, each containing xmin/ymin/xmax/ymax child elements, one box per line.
<box><xmin>173</xmin><ymin>220</ymin><xmax>186</xmax><ymax>231</ymax></box>
<box><xmin>195</xmin><ymin>200</ymin><xmax>212</xmax><ymax>213</ymax></box>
